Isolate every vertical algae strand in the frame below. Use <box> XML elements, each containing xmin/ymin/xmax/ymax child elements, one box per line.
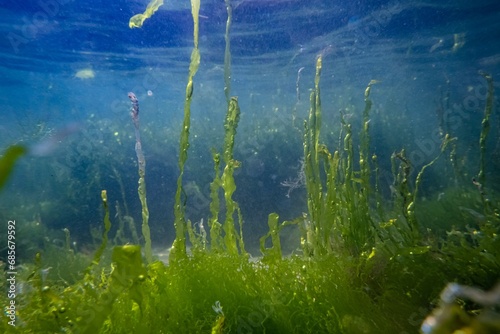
<box><xmin>360</xmin><ymin>80</ymin><xmax>378</xmax><ymax>189</ymax></box>
<box><xmin>477</xmin><ymin>72</ymin><xmax>494</xmax><ymax>187</ymax></box>
<box><xmin>356</xmin><ymin>80</ymin><xmax>379</xmax><ymax>251</ymax></box>
<box><xmin>303</xmin><ymin>56</ymin><xmax>325</xmax><ymax>255</ymax></box>
<box><xmin>224</xmin><ymin>0</ymin><xmax>233</xmax><ymax>103</ymax></box>
<box><xmin>268</xmin><ymin>212</ymin><xmax>282</xmax><ymax>260</ymax></box>
<box><xmin>310</xmin><ymin>83</ymin><xmax>326</xmax><ymax>250</ymax></box>
<box><xmin>128</xmin><ymin>92</ymin><xmax>152</xmax><ymax>264</ymax></box>
<box><xmin>209</xmin><ymin>151</ymin><xmax>223</xmax><ymax>252</ymax></box>
<box><xmin>410</xmin><ymin>134</ymin><xmax>456</xmax><ymax>243</ymax></box>
<box><xmin>129</xmin><ymin>0</ymin><xmax>164</xmax><ymax>28</ymax></box>
<box><xmin>314</xmin><ymin>56</ymin><xmax>323</xmax><ymax>163</ymax></box>
<box><xmin>221</xmin><ymin>97</ymin><xmax>242</xmax><ymax>256</ymax></box>
<box><xmin>139</xmin><ymin>173</ymin><xmax>153</xmax><ymax>264</ymax></box>
<box><xmin>92</xmin><ymin>190</ymin><xmax>112</xmax><ymax>267</ymax></box>
<box><xmin>171</xmin><ymin>0</ymin><xmax>201</xmax><ymax>261</ymax></box>
<box><xmin>222</xmin><ymin>159</ymin><xmax>241</xmax><ymax>255</ymax></box>
<box><xmin>223</xmin><ymin>97</ymin><xmax>241</xmax><ymax>164</ymax></box>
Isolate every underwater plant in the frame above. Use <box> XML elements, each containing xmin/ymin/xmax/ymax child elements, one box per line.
<box><xmin>2</xmin><ymin>1</ymin><xmax>499</xmax><ymax>334</ymax></box>
<box><xmin>170</xmin><ymin>0</ymin><xmax>201</xmax><ymax>262</ymax></box>
<box><xmin>0</xmin><ymin>145</ymin><xmax>26</xmax><ymax>189</ymax></box>
<box><xmin>127</xmin><ymin>92</ymin><xmax>153</xmax><ymax>264</ymax></box>
<box><xmin>128</xmin><ymin>0</ymin><xmax>164</xmax><ymax>29</ymax></box>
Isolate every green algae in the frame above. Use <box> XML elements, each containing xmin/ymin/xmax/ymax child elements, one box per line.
<box><xmin>2</xmin><ymin>66</ymin><xmax>499</xmax><ymax>333</ymax></box>
<box><xmin>171</xmin><ymin>0</ymin><xmax>201</xmax><ymax>262</ymax></box>
<box><xmin>302</xmin><ymin>58</ymin><xmax>378</xmax><ymax>256</ymax></box>
<box><xmin>221</xmin><ymin>97</ymin><xmax>243</xmax><ymax>256</ymax></box>
<box><xmin>208</xmin><ymin>150</ymin><xmax>224</xmax><ymax>253</ymax></box>
<box><xmin>205</xmin><ymin>2</ymin><xmax>244</xmax><ymax>257</ymax></box>
<box><xmin>204</xmin><ymin>97</ymin><xmax>244</xmax><ymax>256</ymax></box>
<box><xmin>477</xmin><ymin>72</ymin><xmax>494</xmax><ymax>187</ymax></box>
<box><xmin>302</xmin><ymin>56</ymin><xmax>325</xmax><ymax>255</ymax></box>
<box><xmin>90</xmin><ymin>190</ymin><xmax>112</xmax><ymax>267</ymax></box>
<box><xmin>128</xmin><ymin>0</ymin><xmax>164</xmax><ymax>29</ymax></box>
<box><xmin>2</xmin><ymin>5</ymin><xmax>500</xmax><ymax>334</ymax></box>
<box><xmin>223</xmin><ymin>0</ymin><xmax>233</xmax><ymax>103</ymax></box>
<box><xmin>138</xmin><ymin>159</ymin><xmax>152</xmax><ymax>264</ymax></box>
<box><xmin>0</xmin><ymin>145</ymin><xmax>27</xmax><ymax>189</ymax></box>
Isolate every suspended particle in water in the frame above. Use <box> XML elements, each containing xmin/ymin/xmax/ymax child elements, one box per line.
<box><xmin>147</xmin><ymin>90</ymin><xmax>153</xmax><ymax>96</ymax></box>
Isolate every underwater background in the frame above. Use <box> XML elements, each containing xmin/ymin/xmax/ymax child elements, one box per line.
<box><xmin>1</xmin><ymin>0</ymin><xmax>500</xmax><ymax>333</ymax></box>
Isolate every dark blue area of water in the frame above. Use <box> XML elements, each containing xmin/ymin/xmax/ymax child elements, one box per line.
<box><xmin>2</xmin><ymin>0</ymin><xmax>425</xmax><ymax>72</ymax></box>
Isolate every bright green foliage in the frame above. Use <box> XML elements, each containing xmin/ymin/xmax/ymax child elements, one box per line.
<box><xmin>300</xmin><ymin>61</ymin><xmax>464</xmax><ymax>259</ymax></box>
<box><xmin>90</xmin><ymin>190</ymin><xmax>112</xmax><ymax>268</ymax></box>
<box><xmin>207</xmin><ymin>3</ymin><xmax>237</xmax><ymax>254</ymax></box>
<box><xmin>74</xmin><ymin>245</ymin><xmax>147</xmax><ymax>334</ymax></box>
<box><xmin>204</xmin><ymin>0</ymin><xmax>245</xmax><ymax>255</ymax></box>
<box><xmin>221</xmin><ymin>97</ymin><xmax>243</xmax><ymax>256</ymax></box>
<box><xmin>7</xmin><ymin>245</ymin><xmax>463</xmax><ymax>333</ymax></box>
<box><xmin>211</xmin><ymin>314</ymin><xmax>225</xmax><ymax>334</ymax></box>
<box><xmin>0</xmin><ymin>145</ymin><xmax>27</xmax><ymax>189</ymax></box>
<box><xmin>302</xmin><ymin>56</ymin><xmax>325</xmax><ymax>255</ymax></box>
<box><xmin>259</xmin><ymin>213</ymin><xmax>282</xmax><ymax>262</ymax></box>
<box><xmin>205</xmin><ymin>96</ymin><xmax>244</xmax><ymax>256</ymax></box>
<box><xmin>128</xmin><ymin>0</ymin><xmax>164</xmax><ymax>28</ymax></box>
<box><xmin>302</xmin><ymin>56</ymin><xmax>378</xmax><ymax>256</ymax></box>
<box><xmin>1</xmin><ymin>245</ymin><xmax>145</xmax><ymax>334</ymax></box>
<box><xmin>171</xmin><ymin>0</ymin><xmax>201</xmax><ymax>262</ymax></box>
<box><xmin>223</xmin><ymin>97</ymin><xmax>240</xmax><ymax>165</ymax></box>
<box><xmin>208</xmin><ymin>150</ymin><xmax>224</xmax><ymax>252</ymax></box>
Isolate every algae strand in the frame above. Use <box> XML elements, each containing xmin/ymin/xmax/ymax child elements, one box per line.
<box><xmin>0</xmin><ymin>145</ymin><xmax>27</xmax><ymax>190</ymax></box>
<box><xmin>303</xmin><ymin>56</ymin><xmax>328</xmax><ymax>255</ymax></box>
<box><xmin>91</xmin><ymin>190</ymin><xmax>112</xmax><ymax>267</ymax></box>
<box><xmin>259</xmin><ymin>213</ymin><xmax>282</xmax><ymax>262</ymax></box>
<box><xmin>171</xmin><ymin>0</ymin><xmax>201</xmax><ymax>260</ymax></box>
<box><xmin>221</xmin><ymin>97</ymin><xmax>243</xmax><ymax>256</ymax></box>
<box><xmin>223</xmin><ymin>0</ymin><xmax>233</xmax><ymax>103</ymax></box>
<box><xmin>359</xmin><ymin>80</ymin><xmax>378</xmax><ymax>196</ymax></box>
<box><xmin>129</xmin><ymin>0</ymin><xmax>164</xmax><ymax>28</ymax></box>
<box><xmin>208</xmin><ymin>150</ymin><xmax>224</xmax><ymax>252</ymax></box>
<box><xmin>78</xmin><ymin>245</ymin><xmax>146</xmax><ymax>334</ymax></box>
<box><xmin>128</xmin><ymin>92</ymin><xmax>152</xmax><ymax>264</ymax></box>
<box><xmin>477</xmin><ymin>72</ymin><xmax>494</xmax><ymax>188</ymax></box>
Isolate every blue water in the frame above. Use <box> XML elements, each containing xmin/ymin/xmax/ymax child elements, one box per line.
<box><xmin>1</xmin><ymin>0</ymin><xmax>499</xmax><ymax>253</ymax></box>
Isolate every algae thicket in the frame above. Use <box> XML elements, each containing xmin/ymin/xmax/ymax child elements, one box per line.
<box><xmin>1</xmin><ymin>1</ymin><xmax>499</xmax><ymax>334</ymax></box>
